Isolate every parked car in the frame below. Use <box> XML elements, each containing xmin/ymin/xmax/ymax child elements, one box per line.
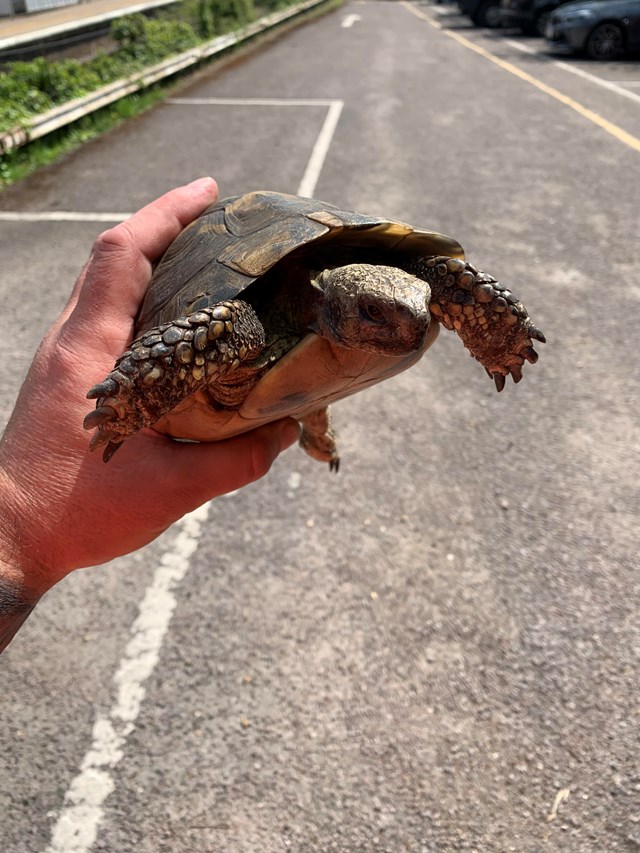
<box><xmin>545</xmin><ymin>0</ymin><xmax>640</xmax><ymax>59</ymax></box>
<box><xmin>458</xmin><ymin>0</ymin><xmax>503</xmax><ymax>27</ymax></box>
<box><xmin>499</xmin><ymin>0</ymin><xmax>577</xmax><ymax>35</ymax></box>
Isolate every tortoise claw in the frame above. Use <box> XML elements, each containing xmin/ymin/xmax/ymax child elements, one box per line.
<box><xmin>87</xmin><ymin>378</ymin><xmax>119</xmax><ymax>400</ymax></box>
<box><xmin>83</xmin><ymin>405</ymin><xmax>118</xmax><ymax>430</ymax></box>
<box><xmin>530</xmin><ymin>326</ymin><xmax>546</xmax><ymax>344</ymax></box>
<box><xmin>493</xmin><ymin>373</ymin><xmax>506</xmax><ymax>392</ymax></box>
<box><xmin>329</xmin><ymin>457</ymin><xmax>340</xmax><ymax>473</ymax></box>
<box><xmin>103</xmin><ymin>440</ymin><xmax>124</xmax><ymax>463</ymax></box>
<box><xmin>510</xmin><ymin>364</ymin><xmax>523</xmax><ymax>384</ymax></box>
<box><xmin>522</xmin><ymin>345</ymin><xmax>539</xmax><ymax>364</ymax></box>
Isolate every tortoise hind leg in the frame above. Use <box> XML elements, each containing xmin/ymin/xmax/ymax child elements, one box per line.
<box><xmin>84</xmin><ymin>300</ymin><xmax>265</xmax><ymax>461</ymax></box>
<box><xmin>299</xmin><ymin>407</ymin><xmax>340</xmax><ymax>471</ymax></box>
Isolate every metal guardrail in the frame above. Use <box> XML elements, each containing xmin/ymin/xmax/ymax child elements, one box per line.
<box><xmin>0</xmin><ymin>0</ymin><xmax>328</xmax><ymax>153</ymax></box>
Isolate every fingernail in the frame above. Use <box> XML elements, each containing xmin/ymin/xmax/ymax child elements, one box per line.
<box><xmin>280</xmin><ymin>420</ymin><xmax>301</xmax><ymax>451</ymax></box>
<box><xmin>188</xmin><ymin>176</ymin><xmax>217</xmax><ymax>194</ymax></box>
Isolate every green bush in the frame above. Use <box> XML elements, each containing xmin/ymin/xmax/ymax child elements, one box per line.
<box><xmin>0</xmin><ymin>70</ymin><xmax>52</xmax><ymax>129</ymax></box>
<box><xmin>110</xmin><ymin>13</ymin><xmax>148</xmax><ymax>58</ymax></box>
<box><xmin>212</xmin><ymin>0</ymin><xmax>256</xmax><ymax>29</ymax></box>
<box><xmin>196</xmin><ymin>0</ymin><xmax>216</xmax><ymax>38</ymax></box>
<box><xmin>144</xmin><ymin>19</ymin><xmax>200</xmax><ymax>59</ymax></box>
<box><xmin>0</xmin><ymin>0</ymin><xmax>299</xmax><ymax>136</ymax></box>
<box><xmin>111</xmin><ymin>14</ymin><xmax>199</xmax><ymax>63</ymax></box>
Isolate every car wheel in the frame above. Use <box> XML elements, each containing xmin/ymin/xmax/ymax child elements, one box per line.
<box><xmin>472</xmin><ymin>0</ymin><xmax>502</xmax><ymax>27</ymax></box>
<box><xmin>586</xmin><ymin>22</ymin><xmax>625</xmax><ymax>60</ymax></box>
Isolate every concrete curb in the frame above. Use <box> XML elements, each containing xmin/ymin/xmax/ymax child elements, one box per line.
<box><xmin>0</xmin><ymin>0</ymin><xmax>328</xmax><ymax>153</ymax></box>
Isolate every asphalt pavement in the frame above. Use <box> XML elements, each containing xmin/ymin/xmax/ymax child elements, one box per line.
<box><xmin>1</xmin><ymin>2</ymin><xmax>639</xmax><ymax>851</ymax></box>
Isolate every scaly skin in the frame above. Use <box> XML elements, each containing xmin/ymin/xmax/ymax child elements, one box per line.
<box><xmin>406</xmin><ymin>256</ymin><xmax>545</xmax><ymax>390</ymax></box>
<box><xmin>299</xmin><ymin>408</ymin><xmax>340</xmax><ymax>471</ymax></box>
<box><xmin>84</xmin><ymin>300</ymin><xmax>265</xmax><ymax>461</ymax></box>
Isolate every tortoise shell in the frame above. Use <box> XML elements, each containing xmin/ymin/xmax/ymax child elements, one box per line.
<box><xmin>137</xmin><ymin>191</ymin><xmax>464</xmax><ymax>331</ymax></box>
<box><xmin>135</xmin><ymin>191</ymin><xmax>465</xmax><ymax>443</ymax></box>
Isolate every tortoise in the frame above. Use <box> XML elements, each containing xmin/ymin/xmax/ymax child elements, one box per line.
<box><xmin>84</xmin><ymin>191</ymin><xmax>545</xmax><ymax>468</ymax></box>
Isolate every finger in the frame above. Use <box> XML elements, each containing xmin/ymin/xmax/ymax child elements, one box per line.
<box><xmin>147</xmin><ymin>419</ymin><xmax>301</xmax><ymax>512</ymax></box>
<box><xmin>74</xmin><ymin>177</ymin><xmax>218</xmax><ymax>323</ymax></box>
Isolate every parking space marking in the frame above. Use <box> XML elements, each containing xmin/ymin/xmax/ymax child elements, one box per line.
<box><xmin>504</xmin><ymin>37</ymin><xmax>640</xmax><ymax>106</ymax></box>
<box><xmin>0</xmin><ymin>98</ymin><xmax>344</xmax><ymax>221</ymax></box>
<box><xmin>44</xmin><ymin>505</ymin><xmax>211</xmax><ymax>853</ymax></box>
<box><xmin>341</xmin><ymin>13</ymin><xmax>362</xmax><ymax>27</ymax></box>
<box><xmin>402</xmin><ymin>1</ymin><xmax>640</xmax><ymax>155</ymax></box>
<box><xmin>166</xmin><ymin>97</ymin><xmax>338</xmax><ymax>106</ymax></box>
<box><xmin>297</xmin><ymin>100</ymin><xmax>344</xmax><ymax>196</ymax></box>
<box><xmin>167</xmin><ymin>97</ymin><xmax>344</xmax><ymax>198</ymax></box>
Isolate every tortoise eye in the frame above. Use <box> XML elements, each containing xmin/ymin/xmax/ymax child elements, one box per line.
<box><xmin>362</xmin><ymin>303</ymin><xmax>386</xmax><ymax>324</ymax></box>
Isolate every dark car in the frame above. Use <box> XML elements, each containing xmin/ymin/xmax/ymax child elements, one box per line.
<box><xmin>499</xmin><ymin>0</ymin><xmax>578</xmax><ymax>35</ymax></box>
<box><xmin>545</xmin><ymin>0</ymin><xmax>640</xmax><ymax>58</ymax></box>
<box><xmin>458</xmin><ymin>0</ymin><xmax>503</xmax><ymax>27</ymax></box>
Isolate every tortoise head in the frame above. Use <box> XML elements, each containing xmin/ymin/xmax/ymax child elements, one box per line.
<box><xmin>311</xmin><ymin>264</ymin><xmax>431</xmax><ymax>355</ymax></box>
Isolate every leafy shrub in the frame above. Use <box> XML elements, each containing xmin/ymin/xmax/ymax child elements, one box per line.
<box><xmin>144</xmin><ymin>19</ymin><xmax>200</xmax><ymax>59</ymax></box>
<box><xmin>196</xmin><ymin>0</ymin><xmax>216</xmax><ymax>38</ymax></box>
<box><xmin>212</xmin><ymin>0</ymin><xmax>256</xmax><ymax>29</ymax></box>
<box><xmin>110</xmin><ymin>13</ymin><xmax>148</xmax><ymax>59</ymax></box>
<box><xmin>111</xmin><ymin>14</ymin><xmax>199</xmax><ymax>64</ymax></box>
<box><xmin>0</xmin><ymin>0</ymin><xmax>298</xmax><ymax>136</ymax></box>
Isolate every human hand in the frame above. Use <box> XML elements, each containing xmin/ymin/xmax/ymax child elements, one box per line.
<box><xmin>0</xmin><ymin>178</ymin><xmax>300</xmax><ymax>603</ymax></box>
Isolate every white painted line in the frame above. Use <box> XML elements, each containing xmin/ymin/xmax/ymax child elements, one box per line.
<box><xmin>503</xmin><ymin>38</ymin><xmax>640</xmax><ymax>107</ymax></box>
<box><xmin>341</xmin><ymin>13</ymin><xmax>361</xmax><ymax>27</ymax></box>
<box><xmin>503</xmin><ymin>38</ymin><xmax>542</xmax><ymax>55</ymax></box>
<box><xmin>166</xmin><ymin>96</ymin><xmax>345</xmax><ymax>198</ymax></box>
<box><xmin>44</xmin><ymin>504</ymin><xmax>210</xmax><ymax>853</ymax></box>
<box><xmin>167</xmin><ymin>97</ymin><xmax>336</xmax><ymax>106</ymax></box>
<box><xmin>555</xmin><ymin>62</ymin><xmax>640</xmax><ymax>106</ymax></box>
<box><xmin>297</xmin><ymin>100</ymin><xmax>344</xmax><ymax>198</ymax></box>
<box><xmin>0</xmin><ymin>212</ymin><xmax>130</xmax><ymax>222</ymax></box>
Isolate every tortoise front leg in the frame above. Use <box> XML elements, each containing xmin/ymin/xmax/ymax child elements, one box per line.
<box><xmin>84</xmin><ymin>301</ymin><xmax>265</xmax><ymax>462</ymax></box>
<box><xmin>299</xmin><ymin>407</ymin><xmax>340</xmax><ymax>471</ymax></box>
<box><xmin>408</xmin><ymin>257</ymin><xmax>545</xmax><ymax>390</ymax></box>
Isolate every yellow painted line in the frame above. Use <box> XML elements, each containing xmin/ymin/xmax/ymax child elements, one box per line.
<box><xmin>401</xmin><ymin>0</ymin><xmax>640</xmax><ymax>155</ymax></box>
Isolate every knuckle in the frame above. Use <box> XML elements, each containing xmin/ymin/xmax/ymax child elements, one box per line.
<box><xmin>92</xmin><ymin>221</ymin><xmax>136</xmax><ymax>258</ymax></box>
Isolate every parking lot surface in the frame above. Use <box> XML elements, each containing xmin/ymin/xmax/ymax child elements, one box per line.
<box><xmin>1</xmin><ymin>2</ymin><xmax>639</xmax><ymax>851</ymax></box>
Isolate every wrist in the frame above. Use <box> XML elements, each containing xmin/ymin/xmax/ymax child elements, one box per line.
<box><xmin>0</xmin><ymin>466</ymin><xmax>56</xmax><ymax>601</ymax></box>
<box><xmin>0</xmin><ymin>469</ymin><xmax>50</xmax><ymax>653</ymax></box>
<box><xmin>0</xmin><ymin>575</ymin><xmax>40</xmax><ymax>654</ymax></box>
